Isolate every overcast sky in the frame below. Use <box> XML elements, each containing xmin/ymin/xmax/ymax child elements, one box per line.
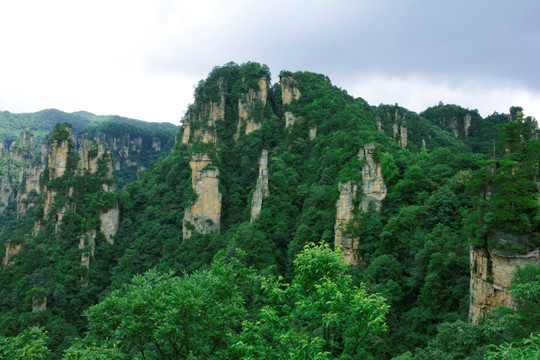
<box><xmin>0</xmin><ymin>0</ymin><xmax>538</xmax><ymax>125</ymax></box>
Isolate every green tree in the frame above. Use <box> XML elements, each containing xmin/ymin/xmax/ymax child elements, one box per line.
<box><xmin>0</xmin><ymin>327</ymin><xmax>51</xmax><ymax>360</ymax></box>
<box><xmin>234</xmin><ymin>242</ymin><xmax>389</xmax><ymax>359</ymax></box>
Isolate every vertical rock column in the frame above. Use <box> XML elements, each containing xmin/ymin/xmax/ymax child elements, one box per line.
<box><xmin>250</xmin><ymin>150</ymin><xmax>269</xmax><ymax>222</ymax></box>
<box><xmin>236</xmin><ymin>77</ymin><xmax>268</xmax><ymax>140</ymax></box>
<box><xmin>183</xmin><ymin>154</ymin><xmax>222</xmax><ymax>239</ymax></box>
<box><xmin>335</xmin><ymin>143</ymin><xmax>387</xmax><ymax>266</ymax></box>
<box><xmin>334</xmin><ymin>181</ymin><xmax>361</xmax><ymax>266</ymax></box>
<box><xmin>280</xmin><ymin>75</ymin><xmax>301</xmax><ymax>130</ymax></box>
<box><xmin>359</xmin><ymin>144</ymin><xmax>387</xmax><ymax>212</ymax></box>
<box><xmin>181</xmin><ymin>79</ymin><xmax>225</xmax><ymax>146</ymax></box>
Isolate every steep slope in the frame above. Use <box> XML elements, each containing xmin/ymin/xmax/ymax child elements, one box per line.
<box><xmin>0</xmin><ymin>62</ymin><xmax>537</xmax><ymax>358</ymax></box>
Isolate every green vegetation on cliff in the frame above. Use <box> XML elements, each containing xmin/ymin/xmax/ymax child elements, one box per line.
<box><xmin>0</xmin><ymin>62</ymin><xmax>538</xmax><ymax>359</ymax></box>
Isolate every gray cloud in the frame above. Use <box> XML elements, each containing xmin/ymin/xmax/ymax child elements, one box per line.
<box><xmin>144</xmin><ymin>1</ymin><xmax>540</xmax><ymax>89</ymax></box>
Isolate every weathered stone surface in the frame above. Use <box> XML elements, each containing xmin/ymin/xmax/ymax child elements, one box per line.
<box><xmin>16</xmin><ymin>165</ymin><xmax>42</xmax><ymax>215</ymax></box>
<box><xmin>335</xmin><ymin>144</ymin><xmax>387</xmax><ymax>266</ymax></box>
<box><xmin>358</xmin><ymin>144</ymin><xmax>387</xmax><ymax>212</ymax></box>
<box><xmin>464</xmin><ymin>114</ymin><xmax>472</xmax><ymax>137</ymax></box>
<box><xmin>100</xmin><ymin>206</ymin><xmax>119</xmax><ymax>245</ymax></box>
<box><xmin>251</xmin><ymin>150</ymin><xmax>269</xmax><ymax>222</ymax></box>
<box><xmin>0</xmin><ymin>176</ymin><xmax>12</xmax><ymax>213</ymax></box>
<box><xmin>334</xmin><ymin>181</ymin><xmax>362</xmax><ymax>266</ymax></box>
<box><xmin>183</xmin><ymin>153</ymin><xmax>222</xmax><ymax>239</ymax></box>
<box><xmin>280</xmin><ymin>75</ymin><xmax>301</xmax><ymax>105</ymax></box>
<box><xmin>285</xmin><ymin>111</ymin><xmax>296</xmax><ymax>128</ymax></box>
<box><xmin>0</xmin><ymin>132</ymin><xmax>45</xmax><ymax>215</ymax></box>
<box><xmin>236</xmin><ymin>77</ymin><xmax>268</xmax><ymax>140</ymax></box>
<box><xmin>48</xmin><ymin>128</ymin><xmax>72</xmax><ymax>180</ymax></box>
<box><xmin>469</xmin><ymin>245</ymin><xmax>540</xmax><ymax>324</ymax></box>
<box><xmin>182</xmin><ymin>80</ymin><xmax>225</xmax><ymax>146</ymax></box>
<box><xmin>309</xmin><ymin>125</ymin><xmax>317</xmax><ymax>141</ymax></box>
<box><xmin>390</xmin><ymin>111</ymin><xmax>407</xmax><ymax>147</ymax></box>
<box><xmin>2</xmin><ymin>240</ymin><xmax>23</xmax><ymax>267</ymax></box>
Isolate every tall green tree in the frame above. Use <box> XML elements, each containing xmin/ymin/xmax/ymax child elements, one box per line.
<box><xmin>234</xmin><ymin>243</ymin><xmax>389</xmax><ymax>359</ymax></box>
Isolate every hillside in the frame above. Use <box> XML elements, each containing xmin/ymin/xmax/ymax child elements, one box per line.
<box><xmin>0</xmin><ymin>62</ymin><xmax>538</xmax><ymax>359</ymax></box>
<box><xmin>0</xmin><ymin>108</ymin><xmax>178</xmax><ymax>144</ymax></box>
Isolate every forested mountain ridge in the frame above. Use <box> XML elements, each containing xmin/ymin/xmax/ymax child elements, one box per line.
<box><xmin>0</xmin><ymin>62</ymin><xmax>538</xmax><ymax>359</ymax></box>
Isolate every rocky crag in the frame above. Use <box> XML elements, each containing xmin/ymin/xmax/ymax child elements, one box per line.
<box><xmin>335</xmin><ymin>144</ymin><xmax>387</xmax><ymax>266</ymax></box>
<box><xmin>0</xmin><ymin>131</ymin><xmax>46</xmax><ymax>216</ymax></box>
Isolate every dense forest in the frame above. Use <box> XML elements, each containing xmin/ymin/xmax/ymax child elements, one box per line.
<box><xmin>0</xmin><ymin>62</ymin><xmax>538</xmax><ymax>359</ymax></box>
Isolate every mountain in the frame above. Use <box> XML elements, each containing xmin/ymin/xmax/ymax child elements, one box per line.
<box><xmin>0</xmin><ymin>108</ymin><xmax>178</xmax><ymax>144</ymax></box>
<box><xmin>0</xmin><ymin>62</ymin><xmax>538</xmax><ymax>359</ymax></box>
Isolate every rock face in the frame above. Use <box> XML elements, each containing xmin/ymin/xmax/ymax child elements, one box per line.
<box><xmin>280</xmin><ymin>75</ymin><xmax>301</xmax><ymax>105</ymax></box>
<box><xmin>464</xmin><ymin>114</ymin><xmax>472</xmax><ymax>137</ymax></box>
<box><xmin>181</xmin><ymin>80</ymin><xmax>225</xmax><ymax>146</ymax></box>
<box><xmin>436</xmin><ymin>114</ymin><xmax>473</xmax><ymax>139</ymax></box>
<box><xmin>35</xmin><ymin>125</ymin><xmax>119</xmax><ymax>284</ymax></box>
<box><xmin>39</xmin><ymin>124</ymin><xmax>75</xmax><ymax>227</ymax></box>
<box><xmin>335</xmin><ymin>144</ymin><xmax>387</xmax><ymax>266</ymax></box>
<box><xmin>236</xmin><ymin>77</ymin><xmax>268</xmax><ymax>140</ymax></box>
<box><xmin>183</xmin><ymin>154</ymin><xmax>222</xmax><ymax>239</ymax></box>
<box><xmin>250</xmin><ymin>150</ymin><xmax>269</xmax><ymax>222</ymax></box>
<box><xmin>0</xmin><ymin>131</ymin><xmax>45</xmax><ymax>216</ymax></box>
<box><xmin>390</xmin><ymin>110</ymin><xmax>408</xmax><ymax>148</ymax></box>
<box><xmin>2</xmin><ymin>240</ymin><xmax>22</xmax><ymax>267</ymax></box>
<box><xmin>285</xmin><ymin>112</ymin><xmax>297</xmax><ymax>128</ymax></box>
<box><xmin>309</xmin><ymin>125</ymin><xmax>317</xmax><ymax>140</ymax></box>
<box><xmin>469</xmin><ymin>245</ymin><xmax>540</xmax><ymax>324</ymax></box>
<box><xmin>334</xmin><ymin>181</ymin><xmax>361</xmax><ymax>266</ymax></box>
<box><xmin>281</xmin><ymin>75</ymin><xmax>301</xmax><ymax>130</ymax></box>
<box><xmin>75</xmin><ymin>132</ymin><xmax>165</xmax><ymax>175</ymax></box>
<box><xmin>359</xmin><ymin>144</ymin><xmax>387</xmax><ymax>212</ymax></box>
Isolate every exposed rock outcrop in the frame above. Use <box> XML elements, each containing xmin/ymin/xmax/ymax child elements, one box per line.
<box><xmin>183</xmin><ymin>154</ymin><xmax>222</xmax><ymax>239</ymax></box>
<box><xmin>359</xmin><ymin>144</ymin><xmax>387</xmax><ymax>212</ymax></box>
<box><xmin>181</xmin><ymin>80</ymin><xmax>225</xmax><ymax>146</ymax></box>
<box><xmin>285</xmin><ymin>111</ymin><xmax>297</xmax><ymax>128</ymax></box>
<box><xmin>0</xmin><ymin>132</ymin><xmax>45</xmax><ymax>216</ymax></box>
<box><xmin>464</xmin><ymin>114</ymin><xmax>472</xmax><ymax>137</ymax></box>
<box><xmin>236</xmin><ymin>77</ymin><xmax>268</xmax><ymax>140</ymax></box>
<box><xmin>309</xmin><ymin>125</ymin><xmax>317</xmax><ymax>141</ymax></box>
<box><xmin>250</xmin><ymin>150</ymin><xmax>269</xmax><ymax>222</ymax></box>
<box><xmin>335</xmin><ymin>144</ymin><xmax>387</xmax><ymax>266</ymax></box>
<box><xmin>38</xmin><ymin>125</ymin><xmax>119</xmax><ymax>250</ymax></box>
<box><xmin>390</xmin><ymin>110</ymin><xmax>408</xmax><ymax>148</ymax></box>
<box><xmin>100</xmin><ymin>207</ymin><xmax>119</xmax><ymax>244</ymax></box>
<box><xmin>280</xmin><ymin>75</ymin><xmax>301</xmax><ymax>105</ymax></box>
<box><xmin>469</xmin><ymin>244</ymin><xmax>540</xmax><ymax>324</ymax></box>
<box><xmin>334</xmin><ymin>181</ymin><xmax>362</xmax><ymax>266</ymax></box>
<box><xmin>2</xmin><ymin>240</ymin><xmax>23</xmax><ymax>267</ymax></box>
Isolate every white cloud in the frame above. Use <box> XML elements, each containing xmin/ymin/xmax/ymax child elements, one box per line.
<box><xmin>0</xmin><ymin>0</ymin><xmax>538</xmax><ymax>124</ymax></box>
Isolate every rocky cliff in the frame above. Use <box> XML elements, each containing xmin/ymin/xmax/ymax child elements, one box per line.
<box><xmin>33</xmin><ymin>124</ymin><xmax>119</xmax><ymax>284</ymax></box>
<box><xmin>181</xmin><ymin>80</ymin><xmax>225</xmax><ymax>146</ymax></box>
<box><xmin>335</xmin><ymin>144</ymin><xmax>387</xmax><ymax>266</ymax></box>
<box><xmin>469</xmin><ymin>244</ymin><xmax>540</xmax><ymax>324</ymax></box>
<box><xmin>0</xmin><ymin>131</ymin><xmax>45</xmax><ymax>216</ymax></box>
<box><xmin>250</xmin><ymin>150</ymin><xmax>269</xmax><ymax>222</ymax></box>
<box><xmin>359</xmin><ymin>144</ymin><xmax>387</xmax><ymax>212</ymax></box>
<box><xmin>280</xmin><ymin>75</ymin><xmax>301</xmax><ymax>105</ymax></box>
<box><xmin>1</xmin><ymin>240</ymin><xmax>22</xmax><ymax>267</ymax></box>
<box><xmin>183</xmin><ymin>153</ymin><xmax>222</xmax><ymax>239</ymax></box>
<box><xmin>236</xmin><ymin>77</ymin><xmax>269</xmax><ymax>139</ymax></box>
<box><xmin>334</xmin><ymin>181</ymin><xmax>361</xmax><ymax>266</ymax></box>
